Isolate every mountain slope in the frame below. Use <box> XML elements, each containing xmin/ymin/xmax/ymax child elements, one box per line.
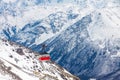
<box><xmin>43</xmin><ymin>7</ymin><xmax>120</xmax><ymax>80</ymax></box>
<box><xmin>98</xmin><ymin>69</ymin><xmax>120</xmax><ymax>80</ymax></box>
<box><xmin>0</xmin><ymin>38</ymin><xmax>79</xmax><ymax>80</ymax></box>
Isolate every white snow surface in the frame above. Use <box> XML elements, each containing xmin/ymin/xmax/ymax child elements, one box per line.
<box><xmin>0</xmin><ymin>39</ymin><xmax>79</xmax><ymax>80</ymax></box>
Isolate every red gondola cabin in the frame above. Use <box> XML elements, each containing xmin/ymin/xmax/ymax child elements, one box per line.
<box><xmin>39</xmin><ymin>55</ymin><xmax>50</xmax><ymax>61</ymax></box>
<box><xmin>38</xmin><ymin>44</ymin><xmax>50</xmax><ymax>61</ymax></box>
<box><xmin>38</xmin><ymin>52</ymin><xmax>50</xmax><ymax>61</ymax></box>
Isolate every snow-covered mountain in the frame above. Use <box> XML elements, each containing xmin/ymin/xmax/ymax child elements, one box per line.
<box><xmin>2</xmin><ymin>11</ymin><xmax>79</xmax><ymax>47</ymax></box>
<box><xmin>0</xmin><ymin>38</ymin><xmax>79</xmax><ymax>80</ymax></box>
<box><xmin>0</xmin><ymin>0</ymin><xmax>120</xmax><ymax>80</ymax></box>
<box><xmin>98</xmin><ymin>69</ymin><xmax>120</xmax><ymax>80</ymax></box>
<box><xmin>44</xmin><ymin>6</ymin><xmax>120</xmax><ymax>79</ymax></box>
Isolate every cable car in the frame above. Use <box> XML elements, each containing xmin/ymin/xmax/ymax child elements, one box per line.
<box><xmin>38</xmin><ymin>44</ymin><xmax>50</xmax><ymax>61</ymax></box>
<box><xmin>38</xmin><ymin>52</ymin><xmax>50</xmax><ymax>61</ymax></box>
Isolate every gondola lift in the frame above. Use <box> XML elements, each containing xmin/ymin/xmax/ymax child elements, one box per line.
<box><xmin>38</xmin><ymin>44</ymin><xmax>50</xmax><ymax>61</ymax></box>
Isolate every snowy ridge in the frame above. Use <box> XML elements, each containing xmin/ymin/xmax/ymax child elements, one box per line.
<box><xmin>0</xmin><ymin>38</ymin><xmax>79</xmax><ymax>80</ymax></box>
<box><xmin>1</xmin><ymin>4</ymin><xmax>82</xmax><ymax>46</ymax></box>
<box><xmin>1</xmin><ymin>3</ymin><xmax>95</xmax><ymax>49</ymax></box>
